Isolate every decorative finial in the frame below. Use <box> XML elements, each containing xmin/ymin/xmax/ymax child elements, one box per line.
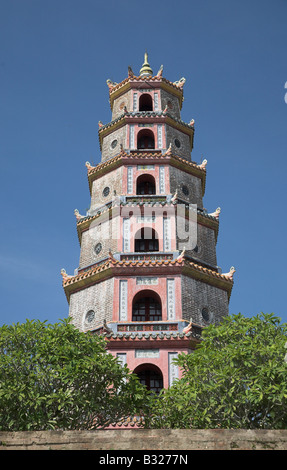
<box><xmin>208</xmin><ymin>207</ymin><xmax>221</xmax><ymax>219</ymax></box>
<box><xmin>156</xmin><ymin>64</ymin><xmax>163</xmax><ymax>78</ymax></box>
<box><xmin>198</xmin><ymin>159</ymin><xmax>207</xmax><ymax>169</ymax></box>
<box><xmin>139</xmin><ymin>52</ymin><xmax>153</xmax><ymax>77</ymax></box>
<box><xmin>106</xmin><ymin>79</ymin><xmax>118</xmax><ymax>90</ymax></box>
<box><xmin>128</xmin><ymin>66</ymin><xmax>134</xmax><ymax>78</ymax></box>
<box><xmin>74</xmin><ymin>209</ymin><xmax>84</xmax><ymax>221</ymax></box>
<box><xmin>173</xmin><ymin>77</ymin><xmax>186</xmax><ymax>88</ymax></box>
<box><xmin>61</xmin><ymin>268</ymin><xmax>72</xmax><ymax>281</ymax></box>
<box><xmin>171</xmin><ymin>189</ymin><xmax>178</xmax><ymax>202</ymax></box>
<box><xmin>222</xmin><ymin>266</ymin><xmax>236</xmax><ymax>280</ymax></box>
<box><xmin>183</xmin><ymin>318</ymin><xmax>192</xmax><ymax>334</ymax></box>
<box><xmin>176</xmin><ymin>247</ymin><xmax>186</xmax><ymax>262</ymax></box>
<box><xmin>85</xmin><ymin>161</ymin><xmax>94</xmax><ymax>171</ymax></box>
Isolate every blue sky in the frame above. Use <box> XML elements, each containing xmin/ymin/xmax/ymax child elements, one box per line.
<box><xmin>0</xmin><ymin>0</ymin><xmax>286</xmax><ymax>327</ymax></box>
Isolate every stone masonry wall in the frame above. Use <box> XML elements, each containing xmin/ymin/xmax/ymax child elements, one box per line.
<box><xmin>166</xmin><ymin>125</ymin><xmax>191</xmax><ymax>161</ymax></box>
<box><xmin>1</xmin><ymin>429</ymin><xmax>287</xmax><ymax>450</ymax></box>
<box><xmin>90</xmin><ymin>166</ymin><xmax>124</xmax><ymax>209</ymax></box>
<box><xmin>169</xmin><ymin>166</ymin><xmax>203</xmax><ymax>208</ymax></box>
<box><xmin>79</xmin><ymin>217</ymin><xmax>119</xmax><ymax>269</ymax></box>
<box><xmin>181</xmin><ymin>275</ymin><xmax>229</xmax><ymax>326</ymax></box>
<box><xmin>182</xmin><ymin>223</ymin><xmax>218</xmax><ymax>268</ymax></box>
<box><xmin>160</xmin><ymin>89</ymin><xmax>181</xmax><ymax>120</ymax></box>
<box><xmin>69</xmin><ymin>277</ymin><xmax>114</xmax><ymax>332</ymax></box>
<box><xmin>101</xmin><ymin>127</ymin><xmax>126</xmax><ymax>162</ymax></box>
<box><xmin>111</xmin><ymin>91</ymin><xmax>132</xmax><ymax>121</ymax></box>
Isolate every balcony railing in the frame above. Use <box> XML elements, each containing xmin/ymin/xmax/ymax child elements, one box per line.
<box><xmin>120</xmin><ymin>252</ymin><xmax>174</xmax><ymax>262</ymax></box>
<box><xmin>117</xmin><ymin>322</ymin><xmax>178</xmax><ymax>332</ymax></box>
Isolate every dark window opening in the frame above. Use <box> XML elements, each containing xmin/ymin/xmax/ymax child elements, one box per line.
<box><xmin>135</xmin><ymin>227</ymin><xmax>159</xmax><ymax>252</ymax></box>
<box><xmin>134</xmin><ymin>365</ymin><xmax>163</xmax><ymax>395</ymax></box>
<box><xmin>132</xmin><ymin>292</ymin><xmax>162</xmax><ymax>322</ymax></box>
<box><xmin>139</xmin><ymin>94</ymin><xmax>153</xmax><ymax>111</ymax></box>
<box><xmin>138</xmin><ymin>370</ymin><xmax>163</xmax><ymax>394</ymax></box>
<box><xmin>136</xmin><ymin>174</ymin><xmax>156</xmax><ymax>195</ymax></box>
<box><xmin>137</xmin><ymin>130</ymin><xmax>155</xmax><ymax>150</ymax></box>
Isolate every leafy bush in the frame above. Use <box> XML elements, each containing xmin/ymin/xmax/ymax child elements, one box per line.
<box><xmin>0</xmin><ymin>319</ymin><xmax>148</xmax><ymax>430</ymax></box>
<box><xmin>146</xmin><ymin>313</ymin><xmax>287</xmax><ymax>429</ymax></box>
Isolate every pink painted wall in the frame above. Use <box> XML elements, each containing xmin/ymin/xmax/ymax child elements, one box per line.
<box><xmin>112</xmin><ymin>275</ymin><xmax>182</xmax><ymax>322</ymax></box>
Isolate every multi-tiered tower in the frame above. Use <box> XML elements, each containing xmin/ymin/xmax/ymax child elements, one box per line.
<box><xmin>61</xmin><ymin>54</ymin><xmax>235</xmax><ymax>393</ymax></box>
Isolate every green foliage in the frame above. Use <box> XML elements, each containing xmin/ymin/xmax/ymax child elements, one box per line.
<box><xmin>146</xmin><ymin>313</ymin><xmax>287</xmax><ymax>429</ymax></box>
<box><xmin>0</xmin><ymin>319</ymin><xmax>148</xmax><ymax>431</ymax></box>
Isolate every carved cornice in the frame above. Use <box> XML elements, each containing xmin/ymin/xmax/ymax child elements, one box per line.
<box><xmin>74</xmin><ymin>199</ymin><xmax>218</xmax><ymax>245</ymax></box>
<box><xmin>108</xmin><ymin>76</ymin><xmax>184</xmax><ymax>110</ymax></box>
<box><xmin>97</xmin><ymin>111</ymin><xmax>194</xmax><ymax>150</ymax></box>
<box><xmin>61</xmin><ymin>256</ymin><xmax>234</xmax><ymax>302</ymax></box>
<box><xmin>86</xmin><ymin>148</ymin><xmax>206</xmax><ymax>194</ymax></box>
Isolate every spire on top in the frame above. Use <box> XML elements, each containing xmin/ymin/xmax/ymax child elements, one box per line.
<box><xmin>139</xmin><ymin>52</ymin><xmax>153</xmax><ymax>77</ymax></box>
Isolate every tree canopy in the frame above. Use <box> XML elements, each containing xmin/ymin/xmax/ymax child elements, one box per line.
<box><xmin>0</xmin><ymin>319</ymin><xmax>148</xmax><ymax>431</ymax></box>
<box><xmin>146</xmin><ymin>313</ymin><xmax>287</xmax><ymax>429</ymax></box>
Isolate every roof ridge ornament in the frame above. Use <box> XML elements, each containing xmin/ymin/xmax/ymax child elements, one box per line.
<box><xmin>173</xmin><ymin>77</ymin><xmax>186</xmax><ymax>88</ymax></box>
<box><xmin>139</xmin><ymin>52</ymin><xmax>153</xmax><ymax>77</ymax></box>
<box><xmin>156</xmin><ymin>64</ymin><xmax>163</xmax><ymax>78</ymax></box>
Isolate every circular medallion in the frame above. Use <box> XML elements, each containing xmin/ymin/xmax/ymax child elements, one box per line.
<box><xmin>102</xmin><ymin>186</ymin><xmax>110</xmax><ymax>197</ymax></box>
<box><xmin>111</xmin><ymin>139</ymin><xmax>118</xmax><ymax>149</ymax></box>
<box><xmin>94</xmin><ymin>242</ymin><xmax>102</xmax><ymax>255</ymax></box>
<box><xmin>182</xmin><ymin>184</ymin><xmax>189</xmax><ymax>196</ymax></box>
<box><xmin>85</xmin><ymin>310</ymin><xmax>95</xmax><ymax>323</ymax></box>
<box><xmin>202</xmin><ymin>307</ymin><xmax>210</xmax><ymax>322</ymax></box>
<box><xmin>174</xmin><ymin>138</ymin><xmax>181</xmax><ymax>148</ymax></box>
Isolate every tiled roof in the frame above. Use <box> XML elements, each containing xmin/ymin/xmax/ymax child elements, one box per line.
<box><xmin>87</xmin><ymin>147</ymin><xmax>205</xmax><ymax>178</ymax></box>
<box><xmin>75</xmin><ymin>198</ymin><xmax>219</xmax><ymax>244</ymax></box>
<box><xmin>98</xmin><ymin>110</ymin><xmax>193</xmax><ymax>133</ymax></box>
<box><xmin>102</xmin><ymin>330</ymin><xmax>199</xmax><ymax>341</ymax></box>
<box><xmin>61</xmin><ymin>256</ymin><xmax>234</xmax><ymax>301</ymax></box>
<box><xmin>108</xmin><ymin>75</ymin><xmax>184</xmax><ymax>95</ymax></box>
<box><xmin>107</xmin><ymin>75</ymin><xmax>184</xmax><ymax>112</ymax></box>
<box><xmin>85</xmin><ymin>147</ymin><xmax>206</xmax><ymax>194</ymax></box>
<box><xmin>108</xmin><ymin>416</ymin><xmax>145</xmax><ymax>428</ymax></box>
<box><xmin>97</xmin><ymin>112</ymin><xmax>194</xmax><ymax>152</ymax></box>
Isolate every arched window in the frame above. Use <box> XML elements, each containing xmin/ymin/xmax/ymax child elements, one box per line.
<box><xmin>134</xmin><ymin>227</ymin><xmax>159</xmax><ymax>252</ymax></box>
<box><xmin>137</xmin><ymin>129</ymin><xmax>155</xmax><ymax>150</ymax></box>
<box><xmin>139</xmin><ymin>94</ymin><xmax>153</xmax><ymax>111</ymax></box>
<box><xmin>134</xmin><ymin>364</ymin><xmax>163</xmax><ymax>394</ymax></box>
<box><xmin>132</xmin><ymin>290</ymin><xmax>162</xmax><ymax>321</ymax></box>
<box><xmin>136</xmin><ymin>174</ymin><xmax>156</xmax><ymax>195</ymax></box>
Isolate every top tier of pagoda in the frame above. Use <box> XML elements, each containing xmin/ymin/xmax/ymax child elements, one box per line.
<box><xmin>97</xmin><ymin>53</ymin><xmax>195</xmax><ymax>163</ymax></box>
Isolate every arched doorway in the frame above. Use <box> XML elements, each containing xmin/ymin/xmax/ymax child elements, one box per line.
<box><xmin>132</xmin><ymin>290</ymin><xmax>162</xmax><ymax>321</ymax></box>
<box><xmin>134</xmin><ymin>364</ymin><xmax>163</xmax><ymax>394</ymax></box>
<box><xmin>134</xmin><ymin>227</ymin><xmax>159</xmax><ymax>252</ymax></box>
<box><xmin>136</xmin><ymin>173</ymin><xmax>156</xmax><ymax>195</ymax></box>
<box><xmin>139</xmin><ymin>94</ymin><xmax>153</xmax><ymax>111</ymax></box>
<box><xmin>137</xmin><ymin>129</ymin><xmax>155</xmax><ymax>150</ymax></box>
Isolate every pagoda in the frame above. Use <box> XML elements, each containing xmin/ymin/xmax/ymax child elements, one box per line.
<box><xmin>61</xmin><ymin>53</ymin><xmax>235</xmax><ymax>394</ymax></box>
